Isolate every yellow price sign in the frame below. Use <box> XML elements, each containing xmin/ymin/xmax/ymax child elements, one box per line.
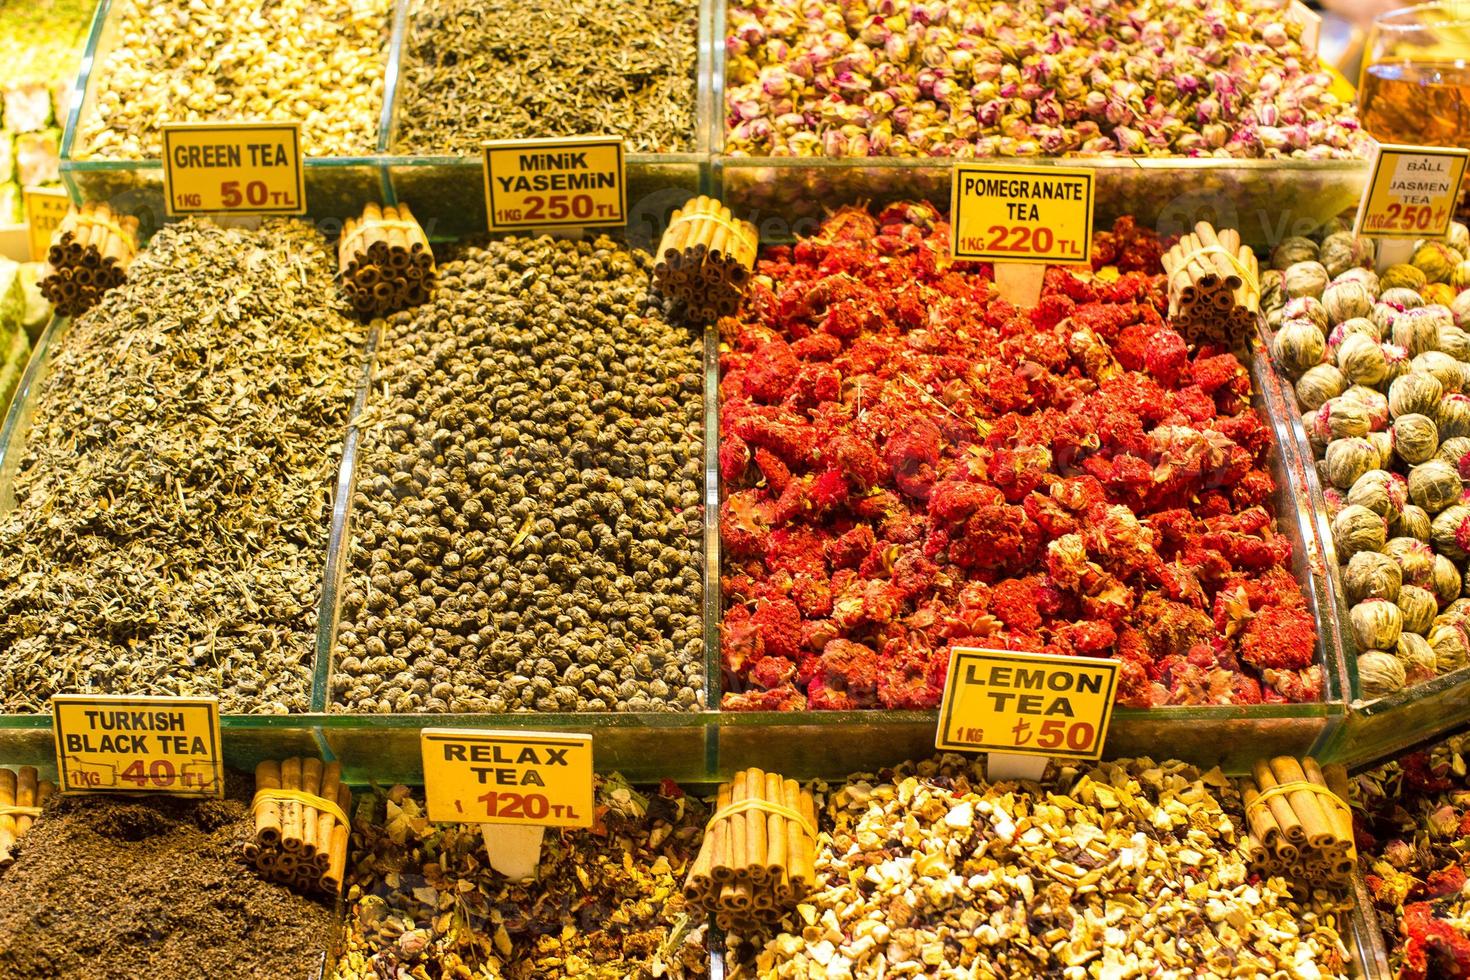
<box><xmin>936</xmin><ymin>648</ymin><xmax>1118</xmax><ymax>760</ymax></box>
<box><xmin>23</xmin><ymin>186</ymin><xmax>72</xmax><ymax>262</ymax></box>
<box><xmin>421</xmin><ymin>729</ymin><xmax>593</xmax><ymax>828</ymax></box>
<box><xmin>1353</xmin><ymin>143</ymin><xmax>1469</xmax><ymax>239</ymax></box>
<box><xmin>51</xmin><ymin>694</ymin><xmax>223</xmax><ymax>797</ymax></box>
<box><xmin>161</xmin><ymin>121</ymin><xmax>306</xmax><ymax>217</ymax></box>
<box><xmin>481</xmin><ymin>136</ymin><xmax>626</xmax><ymax>233</ymax></box>
<box><xmin>950</xmin><ymin>164</ymin><xmax>1094</xmax><ymax>265</ymax></box>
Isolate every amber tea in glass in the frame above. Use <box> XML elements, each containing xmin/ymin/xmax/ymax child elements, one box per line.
<box><xmin>1359</xmin><ymin>2</ymin><xmax>1470</xmax><ymax>147</ymax></box>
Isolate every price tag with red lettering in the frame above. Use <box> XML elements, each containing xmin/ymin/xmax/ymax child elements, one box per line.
<box><xmin>161</xmin><ymin>121</ymin><xmax>306</xmax><ymax>217</ymax></box>
<box><xmin>1353</xmin><ymin>143</ymin><xmax>1469</xmax><ymax>239</ymax></box>
<box><xmin>950</xmin><ymin>164</ymin><xmax>1094</xmax><ymax>265</ymax></box>
<box><xmin>51</xmin><ymin>694</ymin><xmax>223</xmax><ymax>797</ymax></box>
<box><xmin>420</xmin><ymin>729</ymin><xmax>593</xmax><ymax>828</ymax></box>
<box><xmin>935</xmin><ymin>648</ymin><xmax>1118</xmax><ymax>760</ymax></box>
<box><xmin>481</xmin><ymin>136</ymin><xmax>626</xmax><ymax>233</ymax></box>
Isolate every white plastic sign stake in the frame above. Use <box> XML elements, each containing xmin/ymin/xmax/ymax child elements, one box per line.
<box><xmin>481</xmin><ymin>824</ymin><xmax>547</xmax><ymax>881</ymax></box>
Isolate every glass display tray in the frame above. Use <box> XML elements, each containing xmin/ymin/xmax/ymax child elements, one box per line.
<box><xmin>56</xmin><ymin>0</ymin><xmax>400</xmax><ymax>237</ymax></box>
<box><xmin>1256</xmin><ymin>319</ymin><xmax>1470</xmax><ymax>768</ymax></box>
<box><xmin>708</xmin><ymin>308</ymin><xmax>1352</xmax><ymax>778</ymax></box>
<box><xmin>707</xmin><ymin>0</ymin><xmax>1371</xmax><ymax>251</ymax></box>
<box><xmin>376</xmin><ymin>0</ymin><xmax>714</xmax><ymax>242</ymax></box>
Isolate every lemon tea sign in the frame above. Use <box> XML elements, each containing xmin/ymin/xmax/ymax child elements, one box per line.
<box><xmin>936</xmin><ymin>648</ymin><xmax>1118</xmax><ymax>760</ymax></box>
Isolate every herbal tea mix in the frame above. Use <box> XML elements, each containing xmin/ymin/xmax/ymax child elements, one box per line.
<box><xmin>0</xmin><ymin>773</ymin><xmax>334</xmax><ymax>980</ymax></box>
<box><xmin>393</xmin><ymin>0</ymin><xmax>699</xmax><ymax>153</ymax></box>
<box><xmin>332</xmin><ymin>235</ymin><xmax>705</xmax><ymax>713</ymax></box>
<box><xmin>337</xmin><ymin>776</ymin><xmax>709</xmax><ymax>979</ymax></box>
<box><xmin>0</xmin><ymin>219</ymin><xmax>363</xmax><ymax>714</ymax></box>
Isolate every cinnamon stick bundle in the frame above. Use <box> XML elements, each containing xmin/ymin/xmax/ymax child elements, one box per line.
<box><xmin>38</xmin><ymin>202</ymin><xmax>141</xmax><ymax>318</ymax></box>
<box><xmin>249</xmin><ymin>757</ymin><xmax>352</xmax><ymax>896</ymax></box>
<box><xmin>0</xmin><ymin>766</ymin><xmax>57</xmax><ymax>867</ymax></box>
<box><xmin>1239</xmin><ymin>755</ymin><xmax>1355</xmax><ymax>892</ymax></box>
<box><xmin>338</xmin><ymin>202</ymin><xmax>436</xmax><ymax>319</ymax></box>
<box><xmin>683</xmin><ymin>767</ymin><xmax>816</xmax><ymax>932</ymax></box>
<box><xmin>1162</xmin><ymin>221</ymin><xmax>1260</xmax><ymax>350</ymax></box>
<box><xmin>652</xmin><ymin>195</ymin><xmax>759</xmax><ymax>324</ymax></box>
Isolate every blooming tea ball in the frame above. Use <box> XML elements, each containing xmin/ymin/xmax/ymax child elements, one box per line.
<box><xmin>1350</xmin><ymin>598</ymin><xmax>1403</xmax><ymax>651</ymax></box>
<box><xmin>1272</xmin><ymin>237</ymin><xmax>1319</xmax><ymax>270</ymax></box>
<box><xmin>1453</xmin><ymin>290</ymin><xmax>1470</xmax><ymax>330</ymax></box>
<box><xmin>1397</xmin><ymin>583</ymin><xmax>1438</xmax><ymax>634</ymax></box>
<box><xmin>1395</xmin><ymin>504</ymin><xmax>1434</xmax><ymax>541</ymax></box>
<box><xmin>1389</xmin><ymin>372</ymin><xmax>1443</xmax><ymax>420</ymax></box>
<box><xmin>1322</xmin><ymin>278</ymin><xmax>1374</xmax><ymax>325</ymax></box>
<box><xmin>1438</xmin><ymin>393</ymin><xmax>1470</xmax><ymax>440</ymax></box>
<box><xmin>1335</xmin><ymin>333</ymin><xmax>1389</xmax><ymax>386</ymax></box>
<box><xmin>1381</xmin><ymin>263</ymin><xmax>1429</xmax><ymax>292</ymax></box>
<box><xmin>1392</xmin><ymin>305</ymin><xmax>1451</xmax><ymax>357</ymax></box>
<box><xmin>1319</xmin><ymin>398</ymin><xmax>1373</xmax><ymax>440</ymax></box>
<box><xmin>1356</xmin><ymin>649</ymin><xmax>1407</xmax><ymax>697</ymax></box>
<box><xmin>1336</xmin><ymin>266</ymin><xmax>1381</xmax><ymax>295</ymax></box>
<box><xmin>1344</xmin><ymin>549</ymin><xmax>1402</xmax><ymax>604</ymax></box>
<box><xmin>1429</xmin><ymin>622</ymin><xmax>1470</xmax><ymax>672</ymax></box>
<box><xmin>1431</xmin><ymin>503</ymin><xmax>1470</xmax><ymax>560</ymax></box>
<box><xmin>1433</xmin><ymin>554</ymin><xmax>1463</xmax><ymax>606</ymax></box>
<box><xmin>1303</xmin><ymin>412</ymin><xmax>1329</xmax><ymax>455</ymax></box>
<box><xmin>1369</xmin><ymin>430</ymin><xmax>1395</xmax><ymax>468</ymax></box>
<box><xmin>1385</xmin><ymin>535</ymin><xmax>1437</xmax><ymax>587</ymax></box>
<box><xmin>1397</xmin><ymin>631</ymin><xmax>1439</xmax><ymax>683</ymax></box>
<box><xmin>1323</xmin><ymin>486</ymin><xmax>1347</xmax><ymax>519</ymax></box>
<box><xmin>1437</xmin><ymin>324</ymin><xmax>1470</xmax><ymax>361</ymax></box>
<box><xmin>1284</xmin><ymin>261</ymin><xmax>1330</xmax><ymax>299</ymax></box>
<box><xmin>1412</xmin><ymin>351</ymin><xmax>1465</xmax><ymax>392</ymax></box>
<box><xmin>1409</xmin><ymin>459</ymin><xmax>1464</xmax><ymax>514</ymax></box>
<box><xmin>1284</xmin><ymin>295</ymin><xmax>1330</xmax><ymax>331</ymax></box>
<box><xmin>1450</xmin><ymin>222</ymin><xmax>1470</xmax><ymax>253</ymax></box>
<box><xmin>1272</xmin><ymin>318</ymin><xmax>1326</xmax><ymax>376</ymax></box>
<box><xmin>1348</xmin><ymin>469</ymin><xmax>1407</xmax><ymax>523</ymax></box>
<box><xmin>1381</xmin><ymin>287</ymin><xmax>1427</xmax><ymax>311</ymax></box>
<box><xmin>1326</xmin><ymin>438</ymin><xmax>1383</xmax><ymax>489</ymax></box>
<box><xmin>1328</xmin><ymin>317</ymin><xmax>1384</xmax><ymax>350</ymax></box>
<box><xmin>1320</xmin><ymin>231</ymin><xmax>1374</xmax><ymax>279</ymax></box>
<box><xmin>1424</xmin><ymin>282</ymin><xmax>1458</xmax><ymax>308</ymax></box>
<box><xmin>1296</xmin><ymin>364</ymin><xmax>1347</xmax><ymax>411</ymax></box>
<box><xmin>1437</xmin><ymin>437</ymin><xmax>1470</xmax><ymax>478</ymax></box>
<box><xmin>1413</xmin><ymin>241</ymin><xmax>1460</xmax><ymax>283</ymax></box>
<box><xmin>1333</xmin><ymin>503</ymin><xmax>1387</xmax><ymax>558</ymax></box>
<box><xmin>1392</xmin><ymin>412</ymin><xmax>1440</xmax><ymax>465</ymax></box>
<box><xmin>1453</xmin><ymin>261</ymin><xmax>1470</xmax><ymax>290</ymax></box>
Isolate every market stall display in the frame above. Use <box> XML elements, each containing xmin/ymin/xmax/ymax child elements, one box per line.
<box><xmin>1263</xmin><ymin>222</ymin><xmax>1470</xmax><ymax>698</ymax></box>
<box><xmin>1352</xmin><ymin>733</ymin><xmax>1470</xmax><ymax>980</ymax></box>
<box><xmin>719</xmin><ymin>202</ymin><xmax>1320</xmax><ymax>710</ymax></box>
<box><xmin>336</xmin><ymin>776</ymin><xmax>709</xmax><ymax>979</ymax></box>
<box><xmin>725</xmin><ymin>755</ymin><xmax>1354</xmax><ymax>977</ymax></box>
<box><xmin>0</xmin><ymin>219</ymin><xmax>364</xmax><ymax>714</ymax></box>
<box><xmin>0</xmin><ymin>772</ymin><xmax>335</xmax><ymax>980</ymax></box>
<box><xmin>331</xmin><ymin>235</ymin><xmax>705</xmax><ymax>714</ymax></box>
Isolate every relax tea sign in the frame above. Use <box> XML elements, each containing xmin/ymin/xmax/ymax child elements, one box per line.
<box><xmin>936</xmin><ymin>648</ymin><xmax>1119</xmax><ymax>760</ymax></box>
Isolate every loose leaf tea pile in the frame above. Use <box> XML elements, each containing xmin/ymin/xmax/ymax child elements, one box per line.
<box><xmin>0</xmin><ymin>774</ymin><xmax>334</xmax><ymax>980</ymax></box>
<box><xmin>0</xmin><ymin>219</ymin><xmax>363</xmax><ymax>713</ymax></box>
<box><xmin>720</xmin><ymin>204</ymin><xmax>1318</xmax><ymax>710</ymax></box>
<box><xmin>333</xmin><ymin>235</ymin><xmax>704</xmax><ymax>713</ymax></box>
<box><xmin>337</xmin><ymin>777</ymin><xmax>709</xmax><ymax>979</ymax></box>
<box><xmin>728</xmin><ymin>756</ymin><xmax>1351</xmax><ymax>978</ymax></box>
<box><xmin>394</xmin><ymin>0</ymin><xmax>699</xmax><ymax>154</ymax></box>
